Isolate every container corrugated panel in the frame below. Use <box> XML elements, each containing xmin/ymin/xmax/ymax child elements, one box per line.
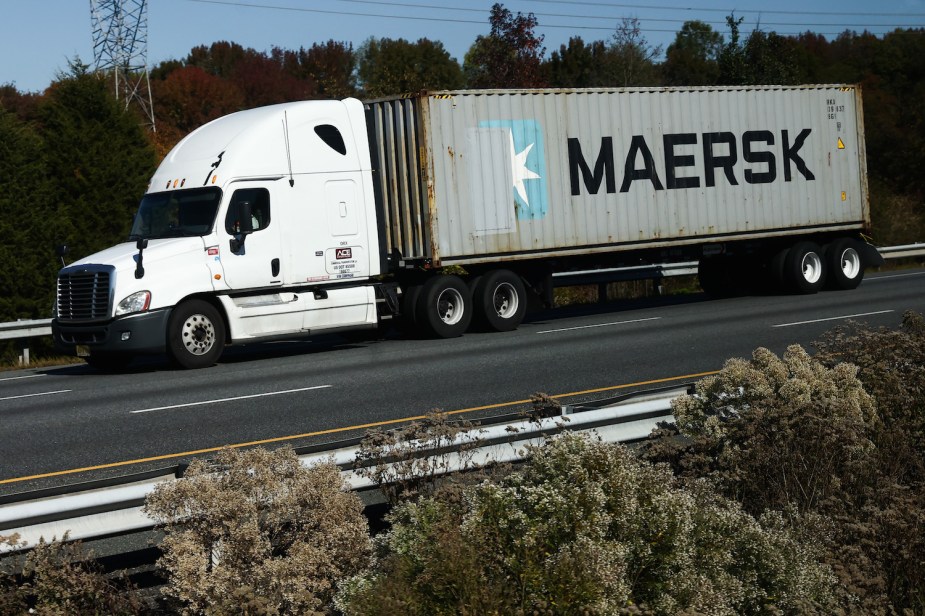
<box><xmin>370</xmin><ymin>86</ymin><xmax>867</xmax><ymax>265</ymax></box>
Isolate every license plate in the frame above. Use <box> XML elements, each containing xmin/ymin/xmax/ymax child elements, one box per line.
<box><xmin>76</xmin><ymin>345</ymin><xmax>90</xmax><ymax>357</ymax></box>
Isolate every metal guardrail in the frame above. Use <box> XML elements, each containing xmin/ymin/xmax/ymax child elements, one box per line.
<box><xmin>0</xmin><ymin>386</ymin><xmax>687</xmax><ymax>552</ymax></box>
<box><xmin>2</xmin><ymin>244</ymin><xmax>923</xmax><ymax>365</ymax></box>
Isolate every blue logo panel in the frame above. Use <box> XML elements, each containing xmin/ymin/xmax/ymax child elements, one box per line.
<box><xmin>479</xmin><ymin>120</ymin><xmax>548</xmax><ymax>219</ymax></box>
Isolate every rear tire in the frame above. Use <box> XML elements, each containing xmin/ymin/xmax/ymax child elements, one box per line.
<box><xmin>783</xmin><ymin>241</ymin><xmax>826</xmax><ymax>294</ymax></box>
<box><xmin>417</xmin><ymin>275</ymin><xmax>471</xmax><ymax>338</ymax></box>
<box><xmin>470</xmin><ymin>270</ymin><xmax>527</xmax><ymax>332</ymax></box>
<box><xmin>825</xmin><ymin>238</ymin><xmax>865</xmax><ymax>290</ymax></box>
<box><xmin>167</xmin><ymin>300</ymin><xmax>225</xmax><ymax>369</ymax></box>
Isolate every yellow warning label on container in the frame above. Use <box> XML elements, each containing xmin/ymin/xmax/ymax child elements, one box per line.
<box><xmin>842</xmin><ymin>191</ymin><xmax>847</xmax><ymax>201</ymax></box>
<box><xmin>837</xmin><ymin>138</ymin><xmax>846</xmax><ymax>149</ymax></box>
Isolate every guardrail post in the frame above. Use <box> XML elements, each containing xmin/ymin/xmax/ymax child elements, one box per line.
<box><xmin>19</xmin><ymin>341</ymin><xmax>30</xmax><ymax>366</ymax></box>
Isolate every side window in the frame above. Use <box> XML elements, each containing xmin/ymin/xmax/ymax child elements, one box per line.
<box><xmin>225</xmin><ymin>188</ymin><xmax>271</xmax><ymax>234</ymax></box>
<box><xmin>315</xmin><ymin>124</ymin><xmax>347</xmax><ymax>156</ymax></box>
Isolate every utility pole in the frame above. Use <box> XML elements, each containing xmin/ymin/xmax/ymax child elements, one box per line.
<box><xmin>89</xmin><ymin>0</ymin><xmax>155</xmax><ymax>131</ymax></box>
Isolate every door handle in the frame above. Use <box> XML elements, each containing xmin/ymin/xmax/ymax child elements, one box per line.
<box><xmin>271</xmin><ymin>258</ymin><xmax>280</xmax><ymax>277</ymax></box>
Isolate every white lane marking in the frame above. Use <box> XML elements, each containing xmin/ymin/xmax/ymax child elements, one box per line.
<box><xmin>537</xmin><ymin>316</ymin><xmax>661</xmax><ymax>334</ymax></box>
<box><xmin>0</xmin><ymin>390</ymin><xmax>71</xmax><ymax>402</ymax></box>
<box><xmin>772</xmin><ymin>310</ymin><xmax>894</xmax><ymax>328</ymax></box>
<box><xmin>131</xmin><ymin>385</ymin><xmax>332</xmax><ymax>414</ymax></box>
<box><xmin>0</xmin><ymin>374</ymin><xmax>45</xmax><ymax>383</ymax></box>
<box><xmin>868</xmin><ymin>271</ymin><xmax>925</xmax><ymax>281</ymax></box>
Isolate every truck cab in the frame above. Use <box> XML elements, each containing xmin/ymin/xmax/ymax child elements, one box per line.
<box><xmin>54</xmin><ymin>98</ymin><xmax>383</xmax><ymax>369</ymax></box>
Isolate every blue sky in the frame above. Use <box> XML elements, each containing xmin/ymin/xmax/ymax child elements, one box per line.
<box><xmin>2</xmin><ymin>0</ymin><xmax>924</xmax><ymax>93</ymax></box>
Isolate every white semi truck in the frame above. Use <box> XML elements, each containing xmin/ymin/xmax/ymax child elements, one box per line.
<box><xmin>53</xmin><ymin>86</ymin><xmax>881</xmax><ymax>369</ymax></box>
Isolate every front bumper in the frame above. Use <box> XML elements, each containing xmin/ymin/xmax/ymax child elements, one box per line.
<box><xmin>53</xmin><ymin>308</ymin><xmax>172</xmax><ymax>355</ymax></box>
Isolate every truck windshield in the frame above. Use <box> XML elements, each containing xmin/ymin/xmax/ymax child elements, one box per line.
<box><xmin>130</xmin><ymin>187</ymin><xmax>222</xmax><ymax>240</ymax></box>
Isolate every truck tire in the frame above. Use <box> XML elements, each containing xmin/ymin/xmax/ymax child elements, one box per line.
<box><xmin>417</xmin><ymin>275</ymin><xmax>472</xmax><ymax>338</ymax></box>
<box><xmin>783</xmin><ymin>241</ymin><xmax>826</xmax><ymax>294</ymax></box>
<box><xmin>825</xmin><ymin>238</ymin><xmax>864</xmax><ymax>290</ymax></box>
<box><xmin>167</xmin><ymin>299</ymin><xmax>225</xmax><ymax>369</ymax></box>
<box><xmin>397</xmin><ymin>284</ymin><xmax>423</xmax><ymax>335</ymax></box>
<box><xmin>470</xmin><ymin>270</ymin><xmax>527</xmax><ymax>332</ymax></box>
<box><xmin>698</xmin><ymin>258</ymin><xmax>735</xmax><ymax>297</ymax></box>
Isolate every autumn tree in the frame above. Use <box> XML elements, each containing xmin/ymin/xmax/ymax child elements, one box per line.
<box><xmin>464</xmin><ymin>3</ymin><xmax>546</xmax><ymax>88</ymax></box>
<box><xmin>296</xmin><ymin>40</ymin><xmax>358</xmax><ymax>99</ymax></box>
<box><xmin>358</xmin><ymin>37</ymin><xmax>463</xmax><ymax>97</ymax></box>
<box><xmin>662</xmin><ymin>20</ymin><xmax>723</xmax><ymax>85</ymax></box>
<box><xmin>151</xmin><ymin>65</ymin><xmax>246</xmax><ymax>156</ymax></box>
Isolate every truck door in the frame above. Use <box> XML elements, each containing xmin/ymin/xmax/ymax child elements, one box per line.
<box><xmin>219</xmin><ymin>184</ymin><xmax>284</xmax><ymax>289</ymax></box>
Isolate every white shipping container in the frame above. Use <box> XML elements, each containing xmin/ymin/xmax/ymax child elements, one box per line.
<box><xmin>368</xmin><ymin>86</ymin><xmax>868</xmax><ymax>266</ymax></box>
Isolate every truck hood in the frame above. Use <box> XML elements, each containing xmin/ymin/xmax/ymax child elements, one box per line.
<box><xmin>65</xmin><ymin>237</ymin><xmax>207</xmax><ymax>273</ymax></box>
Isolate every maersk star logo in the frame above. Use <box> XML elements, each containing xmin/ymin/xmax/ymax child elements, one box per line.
<box><xmin>480</xmin><ymin>120</ymin><xmax>548</xmax><ymax>219</ymax></box>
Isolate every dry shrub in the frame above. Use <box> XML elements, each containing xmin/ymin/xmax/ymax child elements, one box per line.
<box><xmin>143</xmin><ymin>447</ymin><xmax>371</xmax><ymax>615</ymax></box>
<box><xmin>0</xmin><ymin>532</ymin><xmax>144</xmax><ymax>615</ymax></box>
<box><xmin>642</xmin><ymin>327</ymin><xmax>925</xmax><ymax>614</ymax></box>
<box><xmin>666</xmin><ymin>344</ymin><xmax>877</xmax><ymax>515</ymax></box>
<box><xmin>354</xmin><ymin>410</ymin><xmax>485</xmax><ymax>505</ymax></box>
<box><xmin>337</xmin><ymin>434</ymin><xmax>836</xmax><ymax>616</ymax></box>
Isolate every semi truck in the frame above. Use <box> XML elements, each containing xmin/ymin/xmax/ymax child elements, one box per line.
<box><xmin>53</xmin><ymin>85</ymin><xmax>881</xmax><ymax>369</ymax></box>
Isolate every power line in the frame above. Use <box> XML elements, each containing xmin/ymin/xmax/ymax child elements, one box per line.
<box><xmin>526</xmin><ymin>0</ymin><xmax>925</xmax><ymax>18</ymax></box>
<box><xmin>185</xmin><ymin>0</ymin><xmax>923</xmax><ymax>37</ymax></box>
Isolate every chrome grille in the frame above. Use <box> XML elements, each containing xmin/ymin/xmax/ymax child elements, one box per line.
<box><xmin>57</xmin><ymin>269</ymin><xmax>112</xmax><ymax>321</ymax></box>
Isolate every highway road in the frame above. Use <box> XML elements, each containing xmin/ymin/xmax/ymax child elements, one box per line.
<box><xmin>2</xmin><ymin>268</ymin><xmax>925</xmax><ymax>496</ymax></box>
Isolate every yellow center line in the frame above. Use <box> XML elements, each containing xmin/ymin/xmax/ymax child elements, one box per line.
<box><xmin>0</xmin><ymin>370</ymin><xmax>717</xmax><ymax>486</ymax></box>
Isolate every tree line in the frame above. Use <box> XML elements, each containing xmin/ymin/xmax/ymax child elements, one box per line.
<box><xmin>0</xmin><ymin>3</ymin><xmax>923</xmax><ymax>329</ymax></box>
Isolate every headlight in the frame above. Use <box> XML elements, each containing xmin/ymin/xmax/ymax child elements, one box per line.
<box><xmin>116</xmin><ymin>291</ymin><xmax>151</xmax><ymax>315</ymax></box>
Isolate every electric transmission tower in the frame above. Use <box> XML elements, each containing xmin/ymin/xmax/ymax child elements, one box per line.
<box><xmin>89</xmin><ymin>0</ymin><xmax>155</xmax><ymax>130</ymax></box>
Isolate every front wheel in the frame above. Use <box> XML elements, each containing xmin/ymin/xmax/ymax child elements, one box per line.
<box><xmin>417</xmin><ymin>275</ymin><xmax>472</xmax><ymax>338</ymax></box>
<box><xmin>167</xmin><ymin>300</ymin><xmax>225</xmax><ymax>369</ymax></box>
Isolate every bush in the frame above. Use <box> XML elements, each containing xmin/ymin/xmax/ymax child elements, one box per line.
<box><xmin>666</xmin><ymin>344</ymin><xmax>877</xmax><ymax>515</ymax></box>
<box><xmin>0</xmin><ymin>533</ymin><xmax>144</xmax><ymax>615</ymax></box>
<box><xmin>353</xmin><ymin>410</ymin><xmax>485</xmax><ymax>505</ymax></box>
<box><xmin>337</xmin><ymin>434</ymin><xmax>836</xmax><ymax>615</ymax></box>
<box><xmin>143</xmin><ymin>447</ymin><xmax>371</xmax><ymax>615</ymax></box>
<box><xmin>642</xmin><ymin>331</ymin><xmax>925</xmax><ymax>613</ymax></box>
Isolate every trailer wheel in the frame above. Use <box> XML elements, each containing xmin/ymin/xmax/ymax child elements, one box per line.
<box><xmin>417</xmin><ymin>275</ymin><xmax>471</xmax><ymax>338</ymax></box>
<box><xmin>783</xmin><ymin>241</ymin><xmax>826</xmax><ymax>294</ymax></box>
<box><xmin>167</xmin><ymin>299</ymin><xmax>225</xmax><ymax>369</ymax></box>
<box><xmin>471</xmin><ymin>270</ymin><xmax>527</xmax><ymax>332</ymax></box>
<box><xmin>825</xmin><ymin>238</ymin><xmax>865</xmax><ymax>290</ymax></box>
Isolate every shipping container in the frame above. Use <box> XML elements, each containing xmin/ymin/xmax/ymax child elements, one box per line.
<box><xmin>369</xmin><ymin>86</ymin><xmax>868</xmax><ymax>265</ymax></box>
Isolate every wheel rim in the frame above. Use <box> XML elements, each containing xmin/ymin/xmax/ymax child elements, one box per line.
<box><xmin>436</xmin><ymin>288</ymin><xmax>464</xmax><ymax>325</ymax></box>
<box><xmin>800</xmin><ymin>251</ymin><xmax>823</xmax><ymax>284</ymax></box>
<box><xmin>839</xmin><ymin>247</ymin><xmax>861</xmax><ymax>279</ymax></box>
<box><xmin>492</xmin><ymin>282</ymin><xmax>519</xmax><ymax>319</ymax></box>
<box><xmin>181</xmin><ymin>313</ymin><xmax>216</xmax><ymax>356</ymax></box>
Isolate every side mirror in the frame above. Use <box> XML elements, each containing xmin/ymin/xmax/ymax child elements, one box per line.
<box><xmin>238</xmin><ymin>201</ymin><xmax>254</xmax><ymax>235</ymax></box>
<box><xmin>56</xmin><ymin>244</ymin><xmax>69</xmax><ymax>267</ymax></box>
<box><xmin>230</xmin><ymin>201</ymin><xmax>253</xmax><ymax>253</ymax></box>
